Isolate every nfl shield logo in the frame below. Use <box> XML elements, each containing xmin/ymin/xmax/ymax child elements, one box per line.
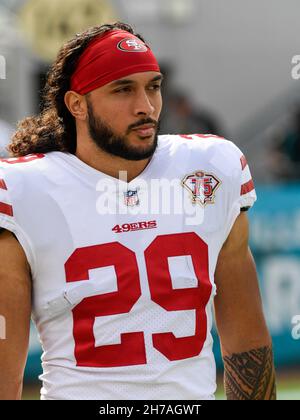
<box><xmin>182</xmin><ymin>170</ymin><xmax>221</xmax><ymax>206</ymax></box>
<box><xmin>124</xmin><ymin>189</ymin><xmax>140</xmax><ymax>207</ymax></box>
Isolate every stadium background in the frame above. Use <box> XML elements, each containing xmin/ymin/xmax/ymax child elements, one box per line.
<box><xmin>0</xmin><ymin>0</ymin><xmax>299</xmax><ymax>400</ymax></box>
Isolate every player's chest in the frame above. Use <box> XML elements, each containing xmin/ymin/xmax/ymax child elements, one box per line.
<box><xmin>40</xmin><ymin>171</ymin><xmax>229</xmax><ymax>242</ymax></box>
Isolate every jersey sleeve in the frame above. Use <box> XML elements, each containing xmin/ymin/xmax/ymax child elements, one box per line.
<box><xmin>0</xmin><ymin>167</ymin><xmax>15</xmax><ymax>230</ymax></box>
<box><xmin>0</xmin><ymin>165</ymin><xmax>36</xmax><ymax>272</ymax></box>
<box><xmin>238</xmin><ymin>153</ymin><xmax>257</xmax><ymax>210</ymax></box>
<box><xmin>221</xmin><ymin>140</ymin><xmax>257</xmax><ymax>242</ymax></box>
<box><xmin>222</xmin><ymin>140</ymin><xmax>257</xmax><ymax>210</ymax></box>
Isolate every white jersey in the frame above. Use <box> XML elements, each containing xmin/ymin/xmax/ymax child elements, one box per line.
<box><xmin>0</xmin><ymin>134</ymin><xmax>256</xmax><ymax>400</ymax></box>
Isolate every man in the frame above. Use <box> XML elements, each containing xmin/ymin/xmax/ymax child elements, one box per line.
<box><xmin>0</xmin><ymin>22</ymin><xmax>276</xmax><ymax>400</ymax></box>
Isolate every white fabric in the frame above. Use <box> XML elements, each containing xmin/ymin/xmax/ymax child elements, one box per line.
<box><xmin>0</xmin><ymin>134</ymin><xmax>256</xmax><ymax>400</ymax></box>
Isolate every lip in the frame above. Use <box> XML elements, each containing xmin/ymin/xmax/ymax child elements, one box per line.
<box><xmin>132</xmin><ymin>124</ymin><xmax>156</xmax><ymax>137</ymax></box>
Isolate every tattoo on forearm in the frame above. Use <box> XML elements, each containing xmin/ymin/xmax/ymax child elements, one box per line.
<box><xmin>223</xmin><ymin>346</ymin><xmax>276</xmax><ymax>400</ymax></box>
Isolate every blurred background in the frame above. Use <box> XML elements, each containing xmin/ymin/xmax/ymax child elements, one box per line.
<box><xmin>0</xmin><ymin>0</ymin><xmax>299</xmax><ymax>400</ymax></box>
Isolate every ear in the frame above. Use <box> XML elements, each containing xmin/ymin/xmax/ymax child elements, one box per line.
<box><xmin>64</xmin><ymin>91</ymin><xmax>87</xmax><ymax>120</ymax></box>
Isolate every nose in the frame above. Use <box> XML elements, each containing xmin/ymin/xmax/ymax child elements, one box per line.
<box><xmin>133</xmin><ymin>89</ymin><xmax>155</xmax><ymax>117</ymax></box>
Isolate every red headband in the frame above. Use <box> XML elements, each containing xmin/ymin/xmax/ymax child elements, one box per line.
<box><xmin>70</xmin><ymin>30</ymin><xmax>161</xmax><ymax>95</ymax></box>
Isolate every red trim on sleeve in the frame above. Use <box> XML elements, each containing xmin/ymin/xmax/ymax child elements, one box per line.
<box><xmin>179</xmin><ymin>134</ymin><xmax>225</xmax><ymax>141</ymax></box>
<box><xmin>241</xmin><ymin>179</ymin><xmax>255</xmax><ymax>196</ymax></box>
<box><xmin>0</xmin><ymin>202</ymin><xmax>13</xmax><ymax>217</ymax></box>
<box><xmin>0</xmin><ymin>154</ymin><xmax>45</xmax><ymax>164</ymax></box>
<box><xmin>180</xmin><ymin>134</ymin><xmax>194</xmax><ymax>140</ymax></box>
<box><xmin>0</xmin><ymin>179</ymin><xmax>7</xmax><ymax>190</ymax></box>
<box><xmin>240</xmin><ymin>155</ymin><xmax>248</xmax><ymax>170</ymax></box>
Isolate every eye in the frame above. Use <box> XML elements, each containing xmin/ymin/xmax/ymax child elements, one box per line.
<box><xmin>149</xmin><ymin>84</ymin><xmax>162</xmax><ymax>91</ymax></box>
<box><xmin>115</xmin><ymin>86</ymin><xmax>132</xmax><ymax>93</ymax></box>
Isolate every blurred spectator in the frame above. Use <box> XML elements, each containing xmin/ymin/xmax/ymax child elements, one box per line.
<box><xmin>0</xmin><ymin>118</ymin><xmax>13</xmax><ymax>158</ymax></box>
<box><xmin>161</xmin><ymin>91</ymin><xmax>224</xmax><ymax>137</ymax></box>
<box><xmin>270</xmin><ymin>107</ymin><xmax>300</xmax><ymax>180</ymax></box>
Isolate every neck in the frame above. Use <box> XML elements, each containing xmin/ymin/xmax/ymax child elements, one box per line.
<box><xmin>75</xmin><ymin>137</ymin><xmax>151</xmax><ymax>183</ymax></box>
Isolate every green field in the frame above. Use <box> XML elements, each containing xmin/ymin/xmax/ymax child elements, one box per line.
<box><xmin>215</xmin><ymin>378</ymin><xmax>300</xmax><ymax>400</ymax></box>
<box><xmin>22</xmin><ymin>375</ymin><xmax>300</xmax><ymax>400</ymax></box>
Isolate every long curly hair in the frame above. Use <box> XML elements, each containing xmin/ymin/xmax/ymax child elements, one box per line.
<box><xmin>8</xmin><ymin>22</ymin><xmax>146</xmax><ymax>157</ymax></box>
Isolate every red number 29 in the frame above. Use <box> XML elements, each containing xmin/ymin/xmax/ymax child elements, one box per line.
<box><xmin>65</xmin><ymin>232</ymin><xmax>212</xmax><ymax>367</ymax></box>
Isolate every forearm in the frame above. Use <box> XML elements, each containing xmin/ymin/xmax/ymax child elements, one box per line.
<box><xmin>0</xmin><ymin>378</ymin><xmax>23</xmax><ymax>400</ymax></box>
<box><xmin>223</xmin><ymin>345</ymin><xmax>276</xmax><ymax>400</ymax></box>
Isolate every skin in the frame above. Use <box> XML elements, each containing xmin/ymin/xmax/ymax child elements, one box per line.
<box><xmin>64</xmin><ymin>71</ymin><xmax>163</xmax><ymax>182</ymax></box>
<box><xmin>215</xmin><ymin>212</ymin><xmax>271</xmax><ymax>355</ymax></box>
<box><xmin>0</xmin><ymin>230</ymin><xmax>31</xmax><ymax>400</ymax></box>
<box><xmin>214</xmin><ymin>211</ymin><xmax>276</xmax><ymax>399</ymax></box>
<box><xmin>0</xmin><ymin>71</ymin><xmax>275</xmax><ymax>399</ymax></box>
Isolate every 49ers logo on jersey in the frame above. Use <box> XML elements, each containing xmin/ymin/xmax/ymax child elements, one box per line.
<box><xmin>117</xmin><ymin>38</ymin><xmax>148</xmax><ymax>53</ymax></box>
<box><xmin>182</xmin><ymin>170</ymin><xmax>221</xmax><ymax>206</ymax></box>
<box><xmin>112</xmin><ymin>220</ymin><xmax>157</xmax><ymax>234</ymax></box>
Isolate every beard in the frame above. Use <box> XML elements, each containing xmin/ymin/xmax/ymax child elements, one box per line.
<box><xmin>87</xmin><ymin>100</ymin><xmax>160</xmax><ymax>161</ymax></box>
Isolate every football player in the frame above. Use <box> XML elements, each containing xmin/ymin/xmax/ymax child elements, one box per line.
<box><xmin>0</xmin><ymin>22</ymin><xmax>276</xmax><ymax>400</ymax></box>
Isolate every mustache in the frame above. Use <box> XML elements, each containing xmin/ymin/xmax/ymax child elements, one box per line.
<box><xmin>127</xmin><ymin>118</ymin><xmax>159</xmax><ymax>133</ymax></box>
